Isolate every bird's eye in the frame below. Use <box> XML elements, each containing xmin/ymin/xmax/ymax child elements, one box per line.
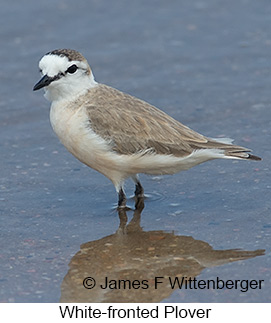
<box><xmin>66</xmin><ymin>64</ymin><xmax>78</xmax><ymax>74</ymax></box>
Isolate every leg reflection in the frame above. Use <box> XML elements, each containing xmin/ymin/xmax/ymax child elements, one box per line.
<box><xmin>117</xmin><ymin>195</ymin><xmax>145</xmax><ymax>234</ymax></box>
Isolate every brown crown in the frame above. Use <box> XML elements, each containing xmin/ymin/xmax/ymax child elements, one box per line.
<box><xmin>46</xmin><ymin>49</ymin><xmax>86</xmax><ymax>62</ymax></box>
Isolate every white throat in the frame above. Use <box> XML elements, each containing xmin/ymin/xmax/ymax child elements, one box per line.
<box><xmin>43</xmin><ymin>72</ymin><xmax>97</xmax><ymax>102</ymax></box>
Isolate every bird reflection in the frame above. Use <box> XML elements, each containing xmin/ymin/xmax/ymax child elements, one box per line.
<box><xmin>60</xmin><ymin>197</ymin><xmax>264</xmax><ymax>302</ymax></box>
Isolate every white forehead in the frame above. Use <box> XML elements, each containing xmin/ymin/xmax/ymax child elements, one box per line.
<box><xmin>39</xmin><ymin>54</ymin><xmax>70</xmax><ymax>77</ymax></box>
<box><xmin>39</xmin><ymin>54</ymin><xmax>85</xmax><ymax>77</ymax></box>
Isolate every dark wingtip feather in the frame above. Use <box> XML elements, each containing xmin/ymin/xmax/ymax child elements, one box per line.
<box><xmin>248</xmin><ymin>154</ymin><xmax>261</xmax><ymax>161</ymax></box>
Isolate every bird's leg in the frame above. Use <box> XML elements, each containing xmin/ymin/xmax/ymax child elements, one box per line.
<box><xmin>133</xmin><ymin>177</ymin><xmax>145</xmax><ymax>209</ymax></box>
<box><xmin>133</xmin><ymin>177</ymin><xmax>144</xmax><ymax>197</ymax></box>
<box><xmin>118</xmin><ymin>187</ymin><xmax>127</xmax><ymax>208</ymax></box>
<box><xmin>135</xmin><ymin>181</ymin><xmax>144</xmax><ymax>196</ymax></box>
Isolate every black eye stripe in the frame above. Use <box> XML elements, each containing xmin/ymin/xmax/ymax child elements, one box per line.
<box><xmin>66</xmin><ymin>64</ymin><xmax>78</xmax><ymax>74</ymax></box>
<box><xmin>38</xmin><ymin>64</ymin><xmax>78</xmax><ymax>84</ymax></box>
<box><xmin>51</xmin><ymin>72</ymin><xmax>64</xmax><ymax>82</ymax></box>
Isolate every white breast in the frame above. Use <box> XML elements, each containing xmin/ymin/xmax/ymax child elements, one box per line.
<box><xmin>49</xmin><ymin>101</ymin><xmax>126</xmax><ymax>183</ymax></box>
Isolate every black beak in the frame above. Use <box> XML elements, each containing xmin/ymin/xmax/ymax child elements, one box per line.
<box><xmin>33</xmin><ymin>74</ymin><xmax>52</xmax><ymax>91</ymax></box>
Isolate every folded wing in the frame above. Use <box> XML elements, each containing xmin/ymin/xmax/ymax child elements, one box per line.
<box><xmin>85</xmin><ymin>84</ymin><xmax>260</xmax><ymax>161</ymax></box>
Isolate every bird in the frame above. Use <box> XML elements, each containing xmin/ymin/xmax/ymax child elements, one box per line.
<box><xmin>33</xmin><ymin>49</ymin><xmax>261</xmax><ymax>208</ymax></box>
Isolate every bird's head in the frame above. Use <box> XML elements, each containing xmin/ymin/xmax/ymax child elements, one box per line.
<box><xmin>33</xmin><ymin>49</ymin><xmax>97</xmax><ymax>102</ymax></box>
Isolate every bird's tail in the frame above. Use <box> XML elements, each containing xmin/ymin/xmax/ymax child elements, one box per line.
<box><xmin>210</xmin><ymin>137</ymin><xmax>261</xmax><ymax>161</ymax></box>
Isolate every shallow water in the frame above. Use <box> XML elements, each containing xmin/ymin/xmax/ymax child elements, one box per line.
<box><xmin>0</xmin><ymin>0</ymin><xmax>270</xmax><ymax>303</ymax></box>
